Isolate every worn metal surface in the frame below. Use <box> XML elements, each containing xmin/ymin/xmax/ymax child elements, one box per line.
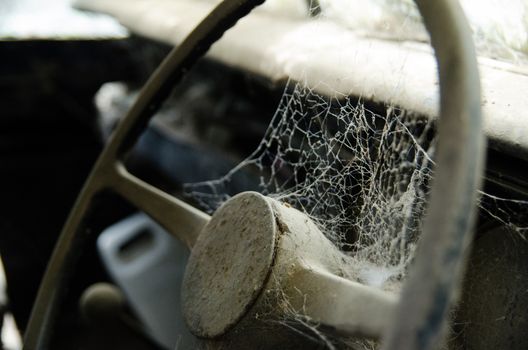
<box><xmin>182</xmin><ymin>192</ymin><xmax>277</xmax><ymax>338</ymax></box>
<box><xmin>268</xmin><ymin>198</ymin><xmax>398</xmax><ymax>340</ymax></box>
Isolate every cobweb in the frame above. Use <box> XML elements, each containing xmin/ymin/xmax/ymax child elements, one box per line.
<box><xmin>186</xmin><ymin>79</ymin><xmax>434</xmax><ymax>288</ymax></box>
<box><xmin>185</xmin><ymin>76</ymin><xmax>528</xmax><ymax>280</ymax></box>
<box><xmin>181</xmin><ymin>0</ymin><xmax>528</xmax><ymax>274</ymax></box>
<box><xmin>184</xmin><ymin>77</ymin><xmax>528</xmax><ymax>347</ymax></box>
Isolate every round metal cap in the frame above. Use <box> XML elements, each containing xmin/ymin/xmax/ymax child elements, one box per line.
<box><xmin>182</xmin><ymin>192</ymin><xmax>277</xmax><ymax>338</ymax></box>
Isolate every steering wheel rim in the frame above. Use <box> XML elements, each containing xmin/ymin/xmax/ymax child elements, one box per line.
<box><xmin>23</xmin><ymin>0</ymin><xmax>484</xmax><ymax>349</ymax></box>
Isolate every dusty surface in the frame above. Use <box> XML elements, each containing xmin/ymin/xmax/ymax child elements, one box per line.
<box><xmin>182</xmin><ymin>192</ymin><xmax>277</xmax><ymax>338</ymax></box>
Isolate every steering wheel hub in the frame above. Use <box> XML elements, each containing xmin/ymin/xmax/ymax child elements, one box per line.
<box><xmin>182</xmin><ymin>192</ymin><xmax>277</xmax><ymax>338</ymax></box>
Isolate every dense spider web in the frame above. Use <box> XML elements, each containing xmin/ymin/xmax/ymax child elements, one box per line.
<box><xmin>181</xmin><ymin>76</ymin><xmax>528</xmax><ymax>349</ymax></box>
<box><xmin>186</xmin><ymin>80</ymin><xmax>433</xmax><ymax>290</ymax></box>
<box><xmin>184</xmin><ymin>78</ymin><xmax>528</xmax><ymax>293</ymax></box>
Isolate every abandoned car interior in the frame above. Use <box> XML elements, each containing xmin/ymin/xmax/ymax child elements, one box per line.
<box><xmin>1</xmin><ymin>0</ymin><xmax>527</xmax><ymax>349</ymax></box>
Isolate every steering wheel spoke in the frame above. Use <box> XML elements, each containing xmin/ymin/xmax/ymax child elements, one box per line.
<box><xmin>284</xmin><ymin>266</ymin><xmax>397</xmax><ymax>340</ymax></box>
<box><xmin>109</xmin><ymin>163</ymin><xmax>209</xmax><ymax>248</ymax></box>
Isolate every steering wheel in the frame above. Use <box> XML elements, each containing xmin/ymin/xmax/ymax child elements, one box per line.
<box><xmin>22</xmin><ymin>0</ymin><xmax>484</xmax><ymax>349</ymax></box>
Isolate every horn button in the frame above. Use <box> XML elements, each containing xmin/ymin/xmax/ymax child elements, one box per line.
<box><xmin>182</xmin><ymin>192</ymin><xmax>277</xmax><ymax>338</ymax></box>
